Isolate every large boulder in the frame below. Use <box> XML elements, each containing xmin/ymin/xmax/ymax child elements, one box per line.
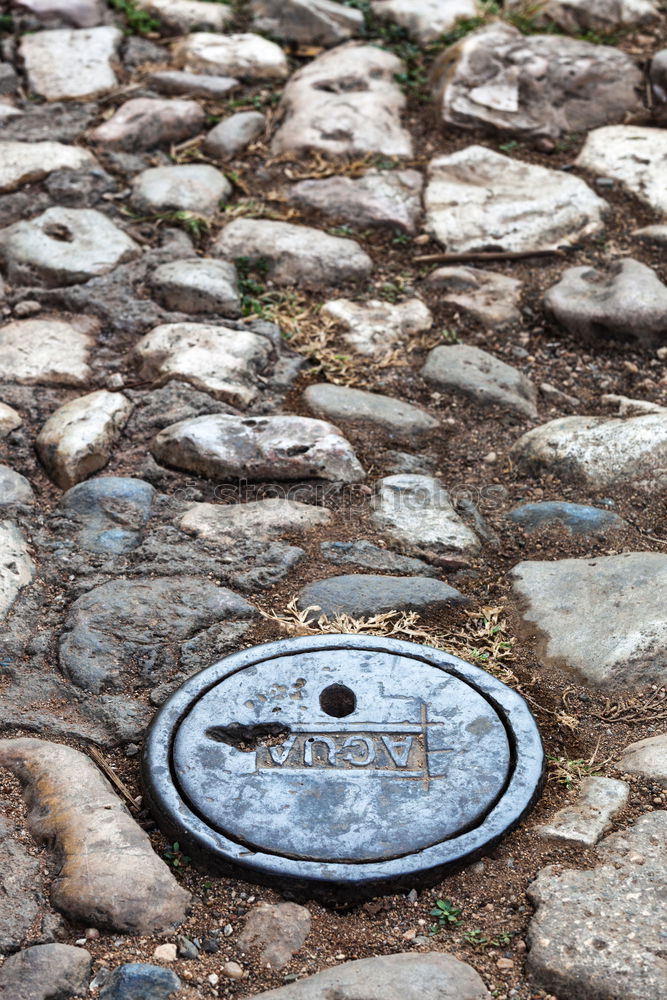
<box><xmin>431</xmin><ymin>22</ymin><xmax>643</xmax><ymax>139</ymax></box>
<box><xmin>424</xmin><ymin>146</ymin><xmax>606</xmax><ymax>252</ymax></box>
<box><xmin>510</xmin><ymin>553</ymin><xmax>667</xmax><ymax>689</ymax></box>
<box><xmin>512</xmin><ymin>411</ymin><xmax>667</xmax><ymax>490</ymax></box>
<box><xmin>576</xmin><ymin>125</ymin><xmax>667</xmax><ymax>216</ymax></box>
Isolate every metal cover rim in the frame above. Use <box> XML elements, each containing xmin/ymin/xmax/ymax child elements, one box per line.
<box><xmin>142</xmin><ymin>634</ymin><xmax>544</xmax><ymax>891</ymax></box>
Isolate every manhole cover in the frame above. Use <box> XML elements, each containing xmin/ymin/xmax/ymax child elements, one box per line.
<box><xmin>143</xmin><ymin>635</ymin><xmax>544</xmax><ymax>896</ymax></box>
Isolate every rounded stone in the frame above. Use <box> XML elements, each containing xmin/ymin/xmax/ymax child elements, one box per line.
<box><xmin>143</xmin><ymin>635</ymin><xmax>543</xmax><ymax>897</ymax></box>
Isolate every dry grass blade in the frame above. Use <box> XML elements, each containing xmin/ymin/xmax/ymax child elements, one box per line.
<box><xmin>594</xmin><ymin>685</ymin><xmax>667</xmax><ymax>723</ymax></box>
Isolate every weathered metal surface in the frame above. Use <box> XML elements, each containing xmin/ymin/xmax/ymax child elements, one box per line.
<box><xmin>143</xmin><ymin>635</ymin><xmax>544</xmax><ymax>897</ymax></box>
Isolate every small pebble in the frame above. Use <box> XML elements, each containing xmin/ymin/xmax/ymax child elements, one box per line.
<box><xmin>13</xmin><ymin>300</ymin><xmax>41</xmax><ymax>317</ymax></box>
<box><xmin>222</xmin><ymin>961</ymin><xmax>244</xmax><ymax>980</ymax></box>
<box><xmin>497</xmin><ymin>957</ymin><xmax>514</xmax><ymax>971</ymax></box>
<box><xmin>208</xmin><ymin>973</ymin><xmax>219</xmax><ymax>986</ymax></box>
<box><xmin>223</xmin><ymin>923</ymin><xmax>233</xmax><ymax>936</ymax></box>
<box><xmin>153</xmin><ymin>942</ymin><xmax>178</xmax><ymax>962</ymax></box>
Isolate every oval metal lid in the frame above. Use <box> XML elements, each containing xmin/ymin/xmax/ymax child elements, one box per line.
<box><xmin>143</xmin><ymin>635</ymin><xmax>544</xmax><ymax>893</ymax></box>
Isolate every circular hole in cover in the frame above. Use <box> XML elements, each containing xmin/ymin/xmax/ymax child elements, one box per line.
<box><xmin>319</xmin><ymin>683</ymin><xmax>356</xmax><ymax>718</ymax></box>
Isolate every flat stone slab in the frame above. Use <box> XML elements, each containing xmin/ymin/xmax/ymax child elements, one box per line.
<box><xmin>425</xmin><ymin>145</ymin><xmax>606</xmax><ymax>252</ymax></box>
<box><xmin>174</xmin><ymin>32</ymin><xmax>288</xmax><ymax>80</ymax></box>
<box><xmin>576</xmin><ymin>125</ymin><xmax>667</xmax><ymax>215</ymax></box>
<box><xmin>59</xmin><ymin>576</ymin><xmax>256</xmax><ymax>693</ymax></box>
<box><xmin>143</xmin><ymin>634</ymin><xmax>543</xmax><ymax>894</ymax></box>
<box><xmin>134</xmin><ymin>322</ymin><xmax>273</xmax><ymax>407</ymax></box>
<box><xmin>288</xmin><ymin>170</ymin><xmax>423</xmax><ymax>234</ymax></box>
<box><xmin>150</xmin><ymin>259</ymin><xmax>241</xmax><ymax>316</ymax></box>
<box><xmin>0</xmin><ymin>140</ymin><xmax>96</xmax><ymax>193</ymax></box>
<box><xmin>131</xmin><ymin>164</ymin><xmax>231</xmax><ymax>218</ymax></box>
<box><xmin>544</xmin><ymin>258</ymin><xmax>667</xmax><ymax>348</ymax></box>
<box><xmin>151</xmin><ymin>414</ymin><xmax>365</xmax><ymax>483</ymax></box>
<box><xmin>372</xmin><ymin>0</ymin><xmax>477</xmax><ymax>44</ymax></box>
<box><xmin>214</xmin><ymin>219</ymin><xmax>372</xmax><ymax>289</ymax></box>
<box><xmin>0</xmin><ymin>521</ymin><xmax>34</xmax><ymax>621</ymax></box>
<box><xmin>372</xmin><ymin>475</ymin><xmax>480</xmax><ymax>559</ymax></box>
<box><xmin>424</xmin><ymin>266</ymin><xmax>522</xmax><ymax>328</ymax></box>
<box><xmin>272</xmin><ymin>43</ymin><xmax>413</xmax><ymax>157</ymax></box>
<box><xmin>0</xmin><ymin>207</ymin><xmax>140</xmax><ymax>286</ymax></box>
<box><xmin>507</xmin><ymin>501</ymin><xmax>626</xmax><ymax>536</ymax></box>
<box><xmin>251</xmin><ymin>0</ymin><xmax>363</xmax><ymax>46</ymax></box>
<box><xmin>58</xmin><ymin>476</ymin><xmax>156</xmax><ymax>554</ymax></box>
<box><xmin>298</xmin><ymin>574</ymin><xmax>469</xmax><ymax>619</ymax></box>
<box><xmin>236</xmin><ymin>954</ymin><xmax>492</xmax><ymax>1000</ymax></box>
<box><xmin>20</xmin><ymin>26</ymin><xmax>121</xmax><ymax>100</ymax></box>
<box><xmin>180</xmin><ymin>499</ymin><xmax>332</xmax><ymax>543</ymax></box>
<box><xmin>304</xmin><ymin>383</ymin><xmax>439</xmax><ymax>442</ymax></box>
<box><xmin>538</xmin><ymin>776</ymin><xmax>629</xmax><ymax>847</ymax></box>
<box><xmin>423</xmin><ymin>344</ymin><xmax>537</xmax><ymax>419</ymax></box>
<box><xmin>618</xmin><ymin>735</ymin><xmax>667</xmax><ymax>783</ymax></box>
<box><xmin>18</xmin><ymin>0</ymin><xmax>106</xmax><ymax>27</ymax></box>
<box><xmin>432</xmin><ymin>22</ymin><xmax>643</xmax><ymax>139</ymax></box>
<box><xmin>320</xmin><ymin>540</ymin><xmax>438</xmax><ymax>578</ymax></box>
<box><xmin>0</xmin><ymin>314</ymin><xmax>97</xmax><ymax>385</ymax></box>
<box><xmin>0</xmin><ymin>466</ymin><xmax>34</xmax><ymax>505</ymax></box>
<box><xmin>322</xmin><ymin>298</ymin><xmax>432</xmax><ymax>356</ymax></box>
<box><xmin>528</xmin><ymin>811</ymin><xmax>667</xmax><ymax>1000</ymax></box>
<box><xmin>147</xmin><ymin>70</ymin><xmax>239</xmax><ymax>100</ymax></box>
<box><xmin>510</xmin><ymin>553</ymin><xmax>667</xmax><ymax>689</ymax></box>
<box><xmin>512</xmin><ymin>412</ymin><xmax>667</xmax><ymax>490</ymax></box>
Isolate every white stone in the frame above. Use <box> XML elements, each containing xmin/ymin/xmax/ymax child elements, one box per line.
<box><xmin>0</xmin><ymin>315</ymin><xmax>96</xmax><ymax>385</ymax></box>
<box><xmin>371</xmin><ymin>0</ymin><xmax>477</xmax><ymax>44</ymax></box>
<box><xmin>576</xmin><ymin>126</ymin><xmax>667</xmax><ymax>216</ymax></box>
<box><xmin>153</xmin><ymin>943</ymin><xmax>178</xmax><ymax>963</ymax></box>
<box><xmin>134</xmin><ymin>323</ymin><xmax>273</xmax><ymax>407</ymax></box>
<box><xmin>180</xmin><ymin>499</ymin><xmax>332</xmax><ymax>542</ymax></box>
<box><xmin>137</xmin><ymin>0</ymin><xmax>234</xmax><ymax>32</ymax></box>
<box><xmin>538</xmin><ymin>777</ymin><xmax>629</xmax><ymax>847</ymax></box>
<box><xmin>0</xmin><ymin>141</ymin><xmax>96</xmax><ymax>194</ymax></box>
<box><xmin>150</xmin><ymin>259</ymin><xmax>241</xmax><ymax>316</ymax></box>
<box><xmin>423</xmin><ymin>266</ymin><xmax>522</xmax><ymax>327</ymax></box>
<box><xmin>506</xmin><ymin>0</ymin><xmax>659</xmax><ymax>34</ymax></box>
<box><xmin>321</xmin><ymin>298</ymin><xmax>432</xmax><ymax>356</ymax></box>
<box><xmin>618</xmin><ymin>734</ymin><xmax>667</xmax><ymax>783</ymax></box>
<box><xmin>0</xmin><ymin>403</ymin><xmax>21</xmax><ymax>438</ymax></box>
<box><xmin>425</xmin><ymin>146</ymin><xmax>607</xmax><ymax>252</ymax></box>
<box><xmin>512</xmin><ymin>412</ymin><xmax>667</xmax><ymax>490</ymax></box>
<box><xmin>36</xmin><ymin>391</ymin><xmax>133</xmax><ymax>489</ymax></box>
<box><xmin>151</xmin><ymin>414</ymin><xmax>365</xmax><ymax>483</ymax></box>
<box><xmin>20</xmin><ymin>27</ymin><xmax>121</xmax><ymax>101</ymax></box>
<box><xmin>0</xmin><ymin>466</ymin><xmax>34</xmax><ymax>504</ymax></box>
<box><xmin>272</xmin><ymin>43</ymin><xmax>413</xmax><ymax>157</ymax></box>
<box><xmin>15</xmin><ymin>0</ymin><xmax>106</xmax><ymax>28</ymax></box>
<box><xmin>174</xmin><ymin>32</ymin><xmax>289</xmax><ymax>81</ymax></box>
<box><xmin>422</xmin><ymin>344</ymin><xmax>538</xmax><ymax>419</ymax></box>
<box><xmin>0</xmin><ymin>522</ymin><xmax>34</xmax><ymax>621</ymax></box>
<box><xmin>203</xmin><ymin>111</ymin><xmax>266</xmax><ymax>160</ymax></box>
<box><xmin>371</xmin><ymin>475</ymin><xmax>480</xmax><ymax>559</ymax></box>
<box><xmin>251</xmin><ymin>0</ymin><xmax>363</xmax><ymax>46</ymax></box>
<box><xmin>214</xmin><ymin>219</ymin><xmax>372</xmax><ymax>289</ymax></box>
<box><xmin>131</xmin><ymin>164</ymin><xmax>231</xmax><ymax>218</ymax></box>
<box><xmin>0</xmin><ymin>207</ymin><xmax>140</xmax><ymax>287</ymax></box>
<box><xmin>510</xmin><ymin>553</ymin><xmax>667</xmax><ymax>689</ymax></box>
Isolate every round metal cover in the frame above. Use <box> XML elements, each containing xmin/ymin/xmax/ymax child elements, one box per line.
<box><xmin>143</xmin><ymin>635</ymin><xmax>544</xmax><ymax>896</ymax></box>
